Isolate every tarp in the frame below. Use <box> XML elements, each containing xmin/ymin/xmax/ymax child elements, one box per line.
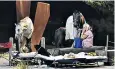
<box><xmin>47</xmin><ymin>46</ymin><xmax>105</xmax><ymax>56</ymax></box>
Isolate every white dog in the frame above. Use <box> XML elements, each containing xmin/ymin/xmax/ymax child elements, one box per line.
<box><xmin>15</xmin><ymin>16</ymin><xmax>34</xmax><ymax>53</ymax></box>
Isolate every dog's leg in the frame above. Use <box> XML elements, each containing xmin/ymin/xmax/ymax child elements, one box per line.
<box><xmin>26</xmin><ymin>37</ymin><xmax>32</xmax><ymax>52</ymax></box>
<box><xmin>20</xmin><ymin>37</ymin><xmax>29</xmax><ymax>53</ymax></box>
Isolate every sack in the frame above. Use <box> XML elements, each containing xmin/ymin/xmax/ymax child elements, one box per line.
<box><xmin>74</xmin><ymin>38</ymin><xmax>82</xmax><ymax>48</ymax></box>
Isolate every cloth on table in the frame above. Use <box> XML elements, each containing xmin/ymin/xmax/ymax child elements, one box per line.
<box><xmin>35</xmin><ymin>54</ymin><xmax>64</xmax><ymax>61</ymax></box>
<box><xmin>0</xmin><ymin>42</ymin><xmax>12</xmax><ymax>48</ymax></box>
<box><xmin>13</xmin><ymin>52</ymin><xmax>37</xmax><ymax>58</ymax></box>
<box><xmin>12</xmin><ymin>52</ymin><xmax>107</xmax><ymax>61</ymax></box>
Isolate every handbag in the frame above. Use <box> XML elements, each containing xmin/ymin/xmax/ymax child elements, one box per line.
<box><xmin>74</xmin><ymin>38</ymin><xmax>82</xmax><ymax>48</ymax></box>
<box><xmin>74</xmin><ymin>28</ymin><xmax>83</xmax><ymax>48</ymax></box>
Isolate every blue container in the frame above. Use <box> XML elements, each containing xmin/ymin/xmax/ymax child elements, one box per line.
<box><xmin>74</xmin><ymin>38</ymin><xmax>82</xmax><ymax>48</ymax></box>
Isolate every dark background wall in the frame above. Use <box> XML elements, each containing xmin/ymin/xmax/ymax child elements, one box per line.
<box><xmin>0</xmin><ymin>1</ymin><xmax>16</xmax><ymax>43</ymax></box>
<box><xmin>0</xmin><ymin>1</ymin><xmax>114</xmax><ymax>47</ymax></box>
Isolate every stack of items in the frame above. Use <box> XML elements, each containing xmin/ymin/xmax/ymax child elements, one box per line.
<box><xmin>63</xmin><ymin>52</ymin><xmax>107</xmax><ymax>59</ymax></box>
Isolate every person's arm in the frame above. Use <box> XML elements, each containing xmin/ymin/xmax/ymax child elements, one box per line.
<box><xmin>81</xmin><ymin>30</ymin><xmax>89</xmax><ymax>39</ymax></box>
<box><xmin>81</xmin><ymin>34</ymin><xmax>88</xmax><ymax>39</ymax></box>
<box><xmin>81</xmin><ymin>25</ymin><xmax>89</xmax><ymax>39</ymax></box>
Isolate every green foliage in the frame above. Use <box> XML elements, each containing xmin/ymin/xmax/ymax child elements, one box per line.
<box><xmin>84</xmin><ymin>1</ymin><xmax>114</xmax><ymax>16</ymax></box>
<box><xmin>0</xmin><ymin>53</ymin><xmax>9</xmax><ymax>60</ymax></box>
<box><xmin>13</xmin><ymin>61</ymin><xmax>28</xmax><ymax>69</ymax></box>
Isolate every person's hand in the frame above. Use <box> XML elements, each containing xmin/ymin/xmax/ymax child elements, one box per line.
<box><xmin>81</xmin><ymin>28</ymin><xmax>86</xmax><ymax>35</ymax></box>
<box><xmin>81</xmin><ymin>34</ymin><xmax>88</xmax><ymax>39</ymax></box>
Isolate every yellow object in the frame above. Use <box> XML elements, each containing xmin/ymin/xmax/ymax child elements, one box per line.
<box><xmin>87</xmin><ymin>52</ymin><xmax>97</xmax><ymax>56</ymax></box>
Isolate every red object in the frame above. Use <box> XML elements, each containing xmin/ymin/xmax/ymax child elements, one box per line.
<box><xmin>0</xmin><ymin>42</ymin><xmax>12</xmax><ymax>48</ymax></box>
